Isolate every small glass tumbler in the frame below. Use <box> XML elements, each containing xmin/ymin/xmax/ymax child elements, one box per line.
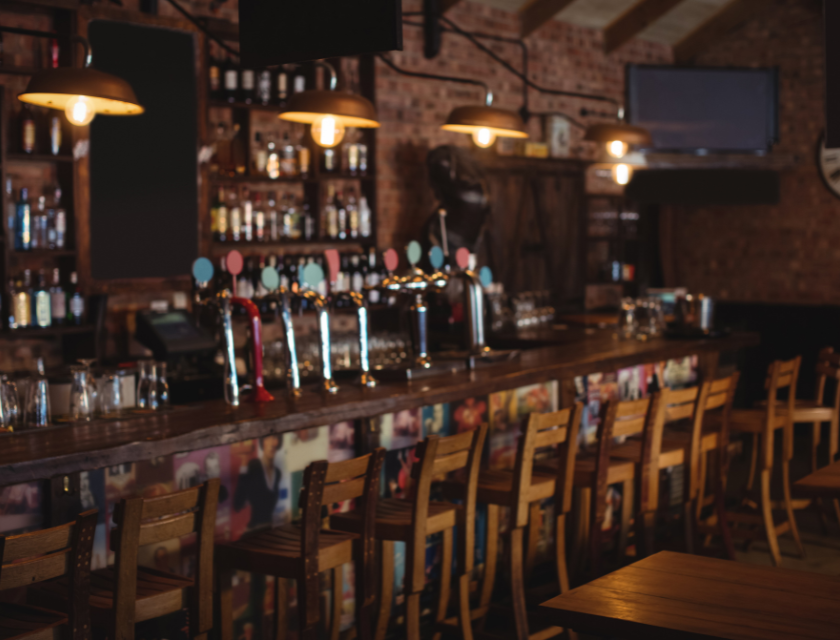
<box><xmin>69</xmin><ymin>366</ymin><xmax>94</xmax><ymax>422</ymax></box>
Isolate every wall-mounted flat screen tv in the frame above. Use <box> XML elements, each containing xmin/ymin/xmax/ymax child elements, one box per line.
<box><xmin>626</xmin><ymin>65</ymin><xmax>779</xmax><ymax>153</ymax></box>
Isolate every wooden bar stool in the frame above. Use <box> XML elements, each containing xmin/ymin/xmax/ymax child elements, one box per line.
<box><xmin>445</xmin><ymin>406</ymin><xmax>581</xmax><ymax>640</ymax></box>
<box><xmin>33</xmin><ymin>479</ymin><xmax>219</xmax><ymax>640</ymax></box>
<box><xmin>331</xmin><ymin>426</ymin><xmax>487</xmax><ymax>640</ymax></box>
<box><xmin>725</xmin><ymin>357</ymin><xmax>804</xmax><ymax>566</ymax></box>
<box><xmin>217</xmin><ymin>450</ymin><xmax>385</xmax><ymax>640</ymax></box>
<box><xmin>1</xmin><ymin>509</ymin><xmax>97</xmax><ymax>640</ymax></box>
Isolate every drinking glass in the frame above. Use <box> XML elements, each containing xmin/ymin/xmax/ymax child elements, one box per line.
<box><xmin>98</xmin><ymin>372</ymin><xmax>122</xmax><ymax>416</ymax></box>
<box><xmin>618</xmin><ymin>298</ymin><xmax>638</xmax><ymax>340</ymax></box>
<box><xmin>69</xmin><ymin>366</ymin><xmax>94</xmax><ymax>422</ymax></box>
<box><xmin>25</xmin><ymin>359</ymin><xmax>50</xmax><ymax>429</ymax></box>
<box><xmin>145</xmin><ymin>362</ymin><xmax>160</xmax><ymax>411</ymax></box>
<box><xmin>136</xmin><ymin>360</ymin><xmax>151</xmax><ymax>409</ymax></box>
<box><xmin>0</xmin><ymin>375</ymin><xmax>20</xmax><ymax>431</ymax></box>
<box><xmin>156</xmin><ymin>362</ymin><xmax>170</xmax><ymax>409</ymax></box>
<box><xmin>78</xmin><ymin>358</ymin><xmax>97</xmax><ymax>412</ymax></box>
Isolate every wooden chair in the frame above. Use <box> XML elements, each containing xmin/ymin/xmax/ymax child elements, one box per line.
<box><xmin>443</xmin><ymin>406</ymin><xmax>580</xmax><ymax>640</ymax></box>
<box><xmin>725</xmin><ymin>357</ymin><xmax>804</xmax><ymax>566</ymax></box>
<box><xmin>0</xmin><ymin>509</ymin><xmax>97</xmax><ymax>640</ymax></box>
<box><xmin>33</xmin><ymin>480</ymin><xmax>219</xmax><ymax>640</ymax></box>
<box><xmin>331</xmin><ymin>425</ymin><xmax>487</xmax><ymax>640</ymax></box>
<box><xmin>217</xmin><ymin>450</ymin><xmax>385</xmax><ymax>640</ymax></box>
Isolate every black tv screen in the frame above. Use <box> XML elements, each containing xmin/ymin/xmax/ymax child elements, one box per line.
<box><xmin>626</xmin><ymin>65</ymin><xmax>778</xmax><ymax>153</ymax></box>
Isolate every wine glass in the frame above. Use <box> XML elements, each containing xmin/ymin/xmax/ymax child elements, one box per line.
<box><xmin>25</xmin><ymin>359</ymin><xmax>51</xmax><ymax>429</ymax></box>
<box><xmin>0</xmin><ymin>375</ymin><xmax>20</xmax><ymax>431</ymax></box>
<box><xmin>69</xmin><ymin>365</ymin><xmax>94</xmax><ymax>422</ymax></box>
<box><xmin>98</xmin><ymin>371</ymin><xmax>122</xmax><ymax>417</ymax></box>
<box><xmin>77</xmin><ymin>358</ymin><xmax>97</xmax><ymax>412</ymax></box>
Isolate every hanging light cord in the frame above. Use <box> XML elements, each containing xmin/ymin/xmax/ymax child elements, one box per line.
<box><xmin>0</xmin><ymin>27</ymin><xmax>92</xmax><ymax>67</ymax></box>
<box><xmin>376</xmin><ymin>53</ymin><xmax>492</xmax><ymax>105</ymax></box>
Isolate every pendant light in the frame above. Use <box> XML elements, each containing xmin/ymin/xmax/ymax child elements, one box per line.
<box><xmin>584</xmin><ymin>122</ymin><xmax>651</xmax><ymax>160</ymax></box>
<box><xmin>441</xmin><ymin>90</ymin><xmax>527</xmax><ymax>148</ymax></box>
<box><xmin>18</xmin><ymin>36</ymin><xmax>143</xmax><ymax>126</ymax></box>
<box><xmin>279</xmin><ymin>61</ymin><xmax>379</xmax><ymax>148</ymax></box>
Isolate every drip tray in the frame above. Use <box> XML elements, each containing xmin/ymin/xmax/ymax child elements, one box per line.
<box><xmin>373</xmin><ymin>359</ymin><xmax>467</xmax><ymax>381</ymax></box>
<box><xmin>436</xmin><ymin>349</ymin><xmax>521</xmax><ymax>371</ymax></box>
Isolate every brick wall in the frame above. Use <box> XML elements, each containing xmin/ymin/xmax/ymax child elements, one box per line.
<box><xmin>664</xmin><ymin>0</ymin><xmax>836</xmax><ymax>304</ymax></box>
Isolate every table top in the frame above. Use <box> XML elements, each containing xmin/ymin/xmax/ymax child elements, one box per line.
<box><xmin>794</xmin><ymin>459</ymin><xmax>840</xmax><ymax>499</ymax></box>
<box><xmin>540</xmin><ymin>551</ymin><xmax>840</xmax><ymax>639</ymax></box>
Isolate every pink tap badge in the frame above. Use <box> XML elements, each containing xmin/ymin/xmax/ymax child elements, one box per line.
<box><xmin>383</xmin><ymin>248</ymin><xmax>399</xmax><ymax>272</ymax></box>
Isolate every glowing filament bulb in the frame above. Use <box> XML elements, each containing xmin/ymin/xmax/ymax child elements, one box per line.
<box><xmin>65</xmin><ymin>95</ymin><xmax>96</xmax><ymax>126</ymax></box>
<box><xmin>612</xmin><ymin>163</ymin><xmax>633</xmax><ymax>186</ymax></box>
<box><xmin>311</xmin><ymin>115</ymin><xmax>346</xmax><ymax>148</ymax></box>
<box><xmin>471</xmin><ymin>127</ymin><xmax>497</xmax><ymax>148</ymax></box>
<box><xmin>607</xmin><ymin>140</ymin><xmax>629</xmax><ymax>159</ymax></box>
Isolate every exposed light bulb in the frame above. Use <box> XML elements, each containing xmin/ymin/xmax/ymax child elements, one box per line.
<box><xmin>612</xmin><ymin>163</ymin><xmax>633</xmax><ymax>186</ymax></box>
<box><xmin>64</xmin><ymin>95</ymin><xmax>96</xmax><ymax>126</ymax></box>
<box><xmin>606</xmin><ymin>140</ymin><xmax>629</xmax><ymax>159</ymax></box>
<box><xmin>471</xmin><ymin>127</ymin><xmax>497</xmax><ymax>148</ymax></box>
<box><xmin>311</xmin><ymin>114</ymin><xmax>345</xmax><ymax>148</ymax></box>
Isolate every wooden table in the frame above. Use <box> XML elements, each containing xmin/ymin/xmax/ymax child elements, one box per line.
<box><xmin>540</xmin><ymin>551</ymin><xmax>840</xmax><ymax>639</ymax></box>
<box><xmin>794</xmin><ymin>458</ymin><xmax>840</xmax><ymax>499</ymax></box>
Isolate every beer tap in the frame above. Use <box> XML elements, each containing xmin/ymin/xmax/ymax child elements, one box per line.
<box><xmin>259</xmin><ymin>267</ymin><xmax>302</xmax><ymax>399</ymax></box>
<box><xmin>451</xmin><ymin>248</ymin><xmax>491</xmax><ymax>359</ymax></box>
<box><xmin>300</xmin><ymin>262</ymin><xmax>339</xmax><ymax>394</ymax></box>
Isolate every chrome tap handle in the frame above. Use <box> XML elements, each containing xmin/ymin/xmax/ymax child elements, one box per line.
<box><xmin>274</xmin><ymin>288</ymin><xmax>302</xmax><ymax>398</ymax></box>
<box><xmin>216</xmin><ymin>289</ymin><xmax>240</xmax><ymax>407</ymax></box>
<box><xmin>455</xmin><ymin>269</ymin><xmax>490</xmax><ymax>356</ymax></box>
<box><xmin>302</xmin><ymin>290</ymin><xmax>339</xmax><ymax>394</ymax></box>
<box><xmin>332</xmin><ymin>291</ymin><xmax>377</xmax><ymax>388</ymax></box>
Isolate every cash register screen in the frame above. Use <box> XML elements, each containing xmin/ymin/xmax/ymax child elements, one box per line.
<box><xmin>150</xmin><ymin>312</ymin><xmax>206</xmax><ymax>342</ymax></box>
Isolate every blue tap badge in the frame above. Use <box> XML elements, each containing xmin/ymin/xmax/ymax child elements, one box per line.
<box><xmin>192</xmin><ymin>257</ymin><xmax>214</xmax><ymax>285</ymax></box>
<box><xmin>406</xmin><ymin>240</ymin><xmax>422</xmax><ymax>266</ymax></box>
<box><xmin>479</xmin><ymin>266</ymin><xmax>493</xmax><ymax>288</ymax></box>
<box><xmin>303</xmin><ymin>262</ymin><xmax>325</xmax><ymax>289</ymax></box>
<box><xmin>261</xmin><ymin>266</ymin><xmax>280</xmax><ymax>292</ymax></box>
<box><xmin>429</xmin><ymin>246</ymin><xmax>445</xmax><ymax>270</ymax></box>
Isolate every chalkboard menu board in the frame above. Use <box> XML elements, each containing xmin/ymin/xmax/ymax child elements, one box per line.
<box><xmin>88</xmin><ymin>20</ymin><xmax>198</xmax><ymax>281</ymax></box>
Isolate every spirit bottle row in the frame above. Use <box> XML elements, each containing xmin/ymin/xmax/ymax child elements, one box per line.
<box><xmin>6</xmin><ymin>268</ymin><xmax>84</xmax><ymax>330</ymax></box>
<box><xmin>6</xmin><ymin>180</ymin><xmax>68</xmax><ymax>252</ymax></box>
<box><xmin>17</xmin><ymin>105</ymin><xmax>64</xmax><ymax>156</ymax></box>
<box><xmin>211</xmin><ymin>187</ymin><xmax>315</xmax><ymax>243</ymax></box>
<box><xmin>208</xmin><ymin>45</ymin><xmax>307</xmax><ymax>107</ymax></box>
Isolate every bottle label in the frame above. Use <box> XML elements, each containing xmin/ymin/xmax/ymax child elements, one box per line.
<box><xmin>209</xmin><ymin>65</ymin><xmax>220</xmax><ymax>91</ymax></box>
<box><xmin>224</xmin><ymin>69</ymin><xmax>238</xmax><ymax>91</ymax></box>
<box><xmin>257</xmin><ymin>71</ymin><xmax>271</xmax><ymax>103</ymax></box>
<box><xmin>56</xmin><ymin>210</ymin><xmax>66</xmax><ymax>233</ymax></box>
<box><xmin>51</xmin><ymin>291</ymin><xmax>66</xmax><ymax>319</ymax></box>
<box><xmin>35</xmin><ymin>291</ymin><xmax>51</xmax><ymax>328</ymax></box>
<box><xmin>218</xmin><ymin>205</ymin><xmax>228</xmax><ymax>233</ymax></box>
<box><xmin>241</xmin><ymin>69</ymin><xmax>255</xmax><ymax>90</ymax></box>
<box><xmin>293</xmin><ymin>75</ymin><xmax>305</xmax><ymax>93</ymax></box>
<box><xmin>352</xmin><ymin>272</ymin><xmax>364</xmax><ymax>292</ymax></box>
<box><xmin>23</xmin><ymin>121</ymin><xmax>35</xmax><ymax>153</ymax></box>
<box><xmin>70</xmin><ymin>295</ymin><xmax>84</xmax><ymax>318</ymax></box>
<box><xmin>298</xmin><ymin>147</ymin><xmax>311</xmax><ymax>175</ymax></box>
<box><xmin>14</xmin><ymin>293</ymin><xmax>31</xmax><ymax>327</ymax></box>
<box><xmin>277</xmin><ymin>73</ymin><xmax>288</xmax><ymax>99</ymax></box>
<box><xmin>255</xmin><ymin>211</ymin><xmax>265</xmax><ymax>239</ymax></box>
<box><xmin>50</xmin><ymin>117</ymin><xmax>61</xmax><ymax>156</ymax></box>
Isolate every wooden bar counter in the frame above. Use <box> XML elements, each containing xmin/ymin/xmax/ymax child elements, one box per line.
<box><xmin>0</xmin><ymin>331</ymin><xmax>757</xmax><ymax>486</ymax></box>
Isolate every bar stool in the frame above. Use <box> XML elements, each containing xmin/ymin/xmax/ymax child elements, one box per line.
<box><xmin>444</xmin><ymin>406</ymin><xmax>581</xmax><ymax>640</ymax></box>
<box><xmin>217</xmin><ymin>450</ymin><xmax>385</xmax><ymax>640</ymax></box>
<box><xmin>33</xmin><ymin>479</ymin><xmax>219</xmax><ymax>640</ymax></box>
<box><xmin>331</xmin><ymin>426</ymin><xmax>487</xmax><ymax>640</ymax></box>
<box><xmin>725</xmin><ymin>357</ymin><xmax>804</xmax><ymax>566</ymax></box>
<box><xmin>1</xmin><ymin>509</ymin><xmax>97</xmax><ymax>640</ymax></box>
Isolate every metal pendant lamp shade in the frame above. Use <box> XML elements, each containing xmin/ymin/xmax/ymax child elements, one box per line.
<box><xmin>441</xmin><ymin>105</ymin><xmax>528</xmax><ymax>138</ymax></box>
<box><xmin>584</xmin><ymin>122</ymin><xmax>651</xmax><ymax>146</ymax></box>
<box><xmin>279</xmin><ymin>90</ymin><xmax>380</xmax><ymax>128</ymax></box>
<box><xmin>18</xmin><ymin>67</ymin><xmax>143</xmax><ymax>115</ymax></box>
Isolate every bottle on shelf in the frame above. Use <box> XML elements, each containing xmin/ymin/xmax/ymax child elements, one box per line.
<box><xmin>297</xmin><ymin>139</ymin><xmax>311</xmax><ymax>178</ymax></box>
<box><xmin>335</xmin><ymin>254</ymin><xmax>348</xmax><ymax>293</ymax></box>
<box><xmin>276</xmin><ymin>67</ymin><xmax>289</xmax><ymax>107</ymax></box>
<box><xmin>68</xmin><ymin>272</ymin><xmax>84</xmax><ymax>325</ymax></box>
<box><xmin>303</xmin><ymin>196</ymin><xmax>315</xmax><ymax>241</ymax></box>
<box><xmin>208</xmin><ymin>45</ymin><xmax>222</xmax><ymax>101</ymax></box>
<box><xmin>359</xmin><ymin>143</ymin><xmax>369</xmax><ymax>175</ymax></box>
<box><xmin>50</xmin><ymin>268</ymin><xmax>66</xmax><ymax>327</ymax></box>
<box><xmin>359</xmin><ymin>195</ymin><xmax>372</xmax><ymax>239</ymax></box>
<box><xmin>325</xmin><ymin>184</ymin><xmax>338</xmax><ymax>240</ymax></box>
<box><xmin>254</xmin><ymin>192</ymin><xmax>266</xmax><ymax>242</ymax></box>
<box><xmin>12</xmin><ymin>272</ymin><xmax>33</xmax><ymax>330</ymax></box>
<box><xmin>33</xmin><ymin>270</ymin><xmax>51</xmax><ymax>328</ymax></box>
<box><xmin>240</xmin><ymin>64</ymin><xmax>255</xmax><ymax>104</ymax></box>
<box><xmin>257</xmin><ymin>69</ymin><xmax>272</xmax><ymax>106</ymax></box>
<box><xmin>347</xmin><ymin>190</ymin><xmax>359</xmax><ymax>239</ymax></box>
<box><xmin>253</xmin><ymin>132</ymin><xmax>268</xmax><ymax>175</ymax></box>
<box><xmin>336</xmin><ymin>190</ymin><xmax>347</xmax><ymax>240</ymax></box>
<box><xmin>266</xmin><ymin>137</ymin><xmax>280</xmax><ymax>180</ymax></box>
<box><xmin>53</xmin><ymin>186</ymin><xmax>66</xmax><ymax>250</ymax></box>
<box><xmin>293</xmin><ymin>68</ymin><xmax>306</xmax><ymax>94</ymax></box>
<box><xmin>283</xmin><ymin>194</ymin><xmax>302</xmax><ymax>240</ymax></box>
<box><xmin>322</xmin><ymin>148</ymin><xmax>337</xmax><ymax>173</ymax></box>
<box><xmin>267</xmin><ymin>191</ymin><xmax>279</xmax><ymax>241</ymax></box>
<box><xmin>345</xmin><ymin>142</ymin><xmax>360</xmax><ymax>175</ymax></box>
<box><xmin>20</xmin><ymin>105</ymin><xmax>36</xmax><ymax>154</ymax></box>
<box><xmin>50</xmin><ymin>38</ymin><xmax>59</xmax><ymax>69</ymax></box>
<box><xmin>241</xmin><ymin>187</ymin><xmax>253</xmax><ymax>242</ymax></box>
<box><xmin>350</xmin><ymin>254</ymin><xmax>364</xmax><ymax>292</ymax></box>
<box><xmin>49</xmin><ymin>114</ymin><xmax>61</xmax><ymax>156</ymax></box>
<box><xmin>231</xmin><ymin>123</ymin><xmax>247</xmax><ymax>176</ymax></box>
<box><xmin>367</xmin><ymin>248</ymin><xmax>381</xmax><ymax>304</ymax></box>
<box><xmin>15</xmin><ymin>187</ymin><xmax>31</xmax><ymax>251</ymax></box>
<box><xmin>280</xmin><ymin>133</ymin><xmax>297</xmax><ymax>176</ymax></box>
<box><xmin>229</xmin><ymin>190</ymin><xmax>242</xmax><ymax>242</ymax></box>
<box><xmin>224</xmin><ymin>53</ymin><xmax>239</xmax><ymax>103</ymax></box>
<box><xmin>5</xmin><ymin>179</ymin><xmax>15</xmax><ymax>253</ymax></box>
<box><xmin>31</xmin><ymin>196</ymin><xmax>47</xmax><ymax>250</ymax></box>
<box><xmin>213</xmin><ymin>187</ymin><xmax>228</xmax><ymax>242</ymax></box>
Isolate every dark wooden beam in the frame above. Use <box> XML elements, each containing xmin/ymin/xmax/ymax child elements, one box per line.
<box><xmin>519</xmin><ymin>0</ymin><xmax>577</xmax><ymax>38</ymax></box>
<box><xmin>604</xmin><ymin>0</ymin><xmax>685</xmax><ymax>53</ymax></box>
<box><xmin>672</xmin><ymin>0</ymin><xmax>764</xmax><ymax>64</ymax></box>
<box><xmin>440</xmin><ymin>0</ymin><xmax>462</xmax><ymax>13</ymax></box>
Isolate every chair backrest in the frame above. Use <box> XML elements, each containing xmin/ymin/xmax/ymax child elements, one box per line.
<box><xmin>510</xmin><ymin>405</ymin><xmax>581</xmax><ymax>529</ymax></box>
<box><xmin>409</xmin><ymin>424</ymin><xmax>488</xmax><ymax>590</ymax></box>
<box><xmin>111</xmin><ymin>479</ymin><xmax>219</xmax><ymax>640</ymax></box>
<box><xmin>763</xmin><ymin>357</ymin><xmax>801</xmax><ymax>468</ymax></box>
<box><xmin>0</xmin><ymin>509</ymin><xmax>97</xmax><ymax>640</ymax></box>
<box><xmin>299</xmin><ymin>448</ymin><xmax>385</xmax><ymax>598</ymax></box>
<box><xmin>813</xmin><ymin>348</ymin><xmax>840</xmax><ymax>463</ymax></box>
<box><xmin>594</xmin><ymin>397</ymin><xmax>653</xmax><ymax>493</ymax></box>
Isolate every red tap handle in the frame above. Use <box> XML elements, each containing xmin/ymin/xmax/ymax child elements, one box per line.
<box><xmin>232</xmin><ymin>297</ymin><xmax>275</xmax><ymax>402</ymax></box>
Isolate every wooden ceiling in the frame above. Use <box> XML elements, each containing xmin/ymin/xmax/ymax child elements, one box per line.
<box><xmin>444</xmin><ymin>0</ymin><xmax>764</xmax><ymax>63</ymax></box>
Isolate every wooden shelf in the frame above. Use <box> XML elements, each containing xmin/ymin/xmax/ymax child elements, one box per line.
<box><xmin>210</xmin><ymin>173</ymin><xmax>374</xmax><ymax>184</ymax></box>
<box><xmin>210</xmin><ymin>239</ymin><xmax>373</xmax><ymax>256</ymax></box>
<box><xmin>0</xmin><ymin>324</ymin><xmax>94</xmax><ymax>340</ymax></box>
<box><xmin>7</xmin><ymin>153</ymin><xmax>74</xmax><ymax>164</ymax></box>
<box><xmin>9</xmin><ymin>249</ymin><xmax>76</xmax><ymax>258</ymax></box>
<box><xmin>209</xmin><ymin>100</ymin><xmax>282</xmax><ymax>112</ymax></box>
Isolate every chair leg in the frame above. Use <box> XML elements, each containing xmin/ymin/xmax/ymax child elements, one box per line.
<box><xmin>330</xmin><ymin>566</ymin><xmax>343</xmax><ymax>640</ymax></box>
<box><xmin>683</xmin><ymin>498</ymin><xmax>697</xmax><ymax>555</ymax></box>
<box><xmin>635</xmin><ymin>510</ymin><xmax>656</xmax><ymax>559</ymax></box>
<box><xmin>432</xmin><ymin>528</ymin><xmax>454</xmax><ymax>640</ymax></box>
<box><xmin>760</xmin><ymin>469</ymin><xmax>782</xmax><ymax>567</ymax></box>
<box><xmin>476</xmin><ymin>504</ymin><xmax>499</xmax><ymax>632</ymax></box>
<box><xmin>375</xmin><ymin>540</ymin><xmax>394</xmax><ymax>640</ymax></box>
<box><xmin>218</xmin><ymin>566</ymin><xmax>234</xmax><ymax>640</ymax></box>
<box><xmin>572</xmin><ymin>487</ymin><xmax>590</xmax><ymax>581</ymax></box>
<box><xmin>782</xmin><ymin>461</ymin><xmax>806</xmax><ymax>559</ymax></box>
<box><xmin>404</xmin><ymin>537</ymin><xmax>422</xmax><ymax>640</ymax></box>
<box><xmin>274</xmin><ymin>577</ymin><xmax>288</xmax><ymax>640</ymax></box>
<box><xmin>456</xmin><ymin>572</ymin><xmax>474</xmax><ymax>640</ymax></box>
<box><xmin>507</xmin><ymin>527</ymin><xmax>530</xmax><ymax>640</ymax></box>
<box><xmin>297</xmin><ymin>571</ymin><xmax>320</xmax><ymax>640</ymax></box>
<box><xmin>405</xmin><ymin>591</ymin><xmax>421</xmax><ymax>640</ymax></box>
<box><xmin>554</xmin><ymin>513</ymin><xmax>570</xmax><ymax>594</ymax></box>
<box><xmin>525</xmin><ymin>501</ymin><xmax>542</xmax><ymax>580</ymax></box>
<box><xmin>618</xmin><ymin>479</ymin><xmax>633</xmax><ymax>559</ymax></box>
<box><xmin>696</xmin><ymin>450</ymin><xmax>709</xmax><ymax>521</ymax></box>
<box><xmin>714</xmin><ymin>479</ymin><xmax>736</xmax><ymax>561</ymax></box>
<box><xmin>746</xmin><ymin>434</ymin><xmax>759</xmax><ymax>492</ymax></box>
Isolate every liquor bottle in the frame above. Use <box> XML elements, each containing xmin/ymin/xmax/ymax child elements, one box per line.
<box><xmin>50</xmin><ymin>38</ymin><xmax>59</xmax><ymax>69</ymax></box>
<box><xmin>240</xmin><ymin>64</ymin><xmax>255</xmax><ymax>104</ymax></box>
<box><xmin>34</xmin><ymin>270</ymin><xmax>51</xmax><ymax>328</ymax></box>
<box><xmin>15</xmin><ymin>187</ymin><xmax>31</xmax><ymax>251</ymax></box>
<box><xmin>229</xmin><ymin>190</ymin><xmax>242</xmax><ymax>242</ymax></box>
<box><xmin>276</xmin><ymin>67</ymin><xmax>289</xmax><ymax>107</ymax></box>
<box><xmin>359</xmin><ymin>143</ymin><xmax>369</xmax><ymax>175</ymax></box>
<box><xmin>297</xmin><ymin>141</ymin><xmax>311</xmax><ymax>178</ymax></box>
<box><xmin>284</xmin><ymin>195</ymin><xmax>302</xmax><ymax>240</ymax></box>
<box><xmin>50</xmin><ymin>185</ymin><xmax>66</xmax><ymax>250</ymax></box>
<box><xmin>5</xmin><ymin>179</ymin><xmax>15</xmax><ymax>253</ymax></box>
<box><xmin>241</xmin><ymin>188</ymin><xmax>253</xmax><ymax>242</ymax></box>
<box><xmin>303</xmin><ymin>197</ymin><xmax>315</xmax><ymax>241</ymax></box>
<box><xmin>335</xmin><ymin>255</ymin><xmax>348</xmax><ymax>293</ymax></box>
<box><xmin>31</xmin><ymin>196</ymin><xmax>47</xmax><ymax>250</ymax></box>
<box><xmin>12</xmin><ymin>273</ymin><xmax>32</xmax><ymax>329</ymax></box>
<box><xmin>257</xmin><ymin>69</ymin><xmax>271</xmax><ymax>106</ymax></box>
<box><xmin>315</xmin><ymin>256</ymin><xmax>328</xmax><ymax>297</ymax></box>
<box><xmin>293</xmin><ymin>69</ymin><xmax>306</xmax><ymax>94</ymax></box>
<box><xmin>254</xmin><ymin>192</ymin><xmax>266</xmax><ymax>242</ymax></box>
<box><xmin>224</xmin><ymin>53</ymin><xmax>239</xmax><ymax>103</ymax></box>
<box><xmin>283</xmin><ymin>255</ymin><xmax>296</xmax><ymax>291</ymax></box>
<box><xmin>208</xmin><ymin>46</ymin><xmax>222</xmax><ymax>100</ymax></box>
<box><xmin>7</xmin><ymin>279</ymin><xmax>16</xmax><ymax>330</ymax></box>
<box><xmin>49</xmin><ymin>115</ymin><xmax>61</xmax><ymax>156</ymax></box>
<box><xmin>50</xmin><ymin>268</ymin><xmax>66</xmax><ymax>327</ymax></box>
<box><xmin>212</xmin><ymin>187</ymin><xmax>225</xmax><ymax>242</ymax></box>
<box><xmin>322</xmin><ymin>148</ymin><xmax>336</xmax><ymax>173</ymax></box>
<box><xmin>351</xmin><ymin>255</ymin><xmax>364</xmax><ymax>293</ymax></box>
<box><xmin>231</xmin><ymin>123</ymin><xmax>247</xmax><ymax>175</ymax></box>
<box><xmin>267</xmin><ymin>192</ymin><xmax>279</xmax><ymax>241</ymax></box>
<box><xmin>20</xmin><ymin>105</ymin><xmax>35</xmax><ymax>154</ymax></box>
<box><xmin>367</xmin><ymin>248</ymin><xmax>381</xmax><ymax>304</ymax></box>
<box><xmin>68</xmin><ymin>272</ymin><xmax>84</xmax><ymax>325</ymax></box>
<box><xmin>280</xmin><ymin>133</ymin><xmax>297</xmax><ymax>176</ymax></box>
<box><xmin>347</xmin><ymin>190</ymin><xmax>359</xmax><ymax>239</ymax></box>
<box><xmin>266</xmin><ymin>137</ymin><xmax>280</xmax><ymax>180</ymax></box>
<box><xmin>325</xmin><ymin>185</ymin><xmax>338</xmax><ymax>239</ymax></box>
<box><xmin>336</xmin><ymin>191</ymin><xmax>347</xmax><ymax>240</ymax></box>
<box><xmin>253</xmin><ymin>132</ymin><xmax>268</xmax><ymax>175</ymax></box>
<box><xmin>359</xmin><ymin>196</ymin><xmax>372</xmax><ymax>239</ymax></box>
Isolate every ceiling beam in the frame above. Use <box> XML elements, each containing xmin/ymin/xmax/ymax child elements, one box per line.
<box><xmin>604</xmin><ymin>0</ymin><xmax>685</xmax><ymax>53</ymax></box>
<box><xmin>440</xmin><ymin>0</ymin><xmax>462</xmax><ymax>12</ymax></box>
<box><xmin>519</xmin><ymin>0</ymin><xmax>577</xmax><ymax>39</ymax></box>
<box><xmin>672</xmin><ymin>0</ymin><xmax>764</xmax><ymax>64</ymax></box>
